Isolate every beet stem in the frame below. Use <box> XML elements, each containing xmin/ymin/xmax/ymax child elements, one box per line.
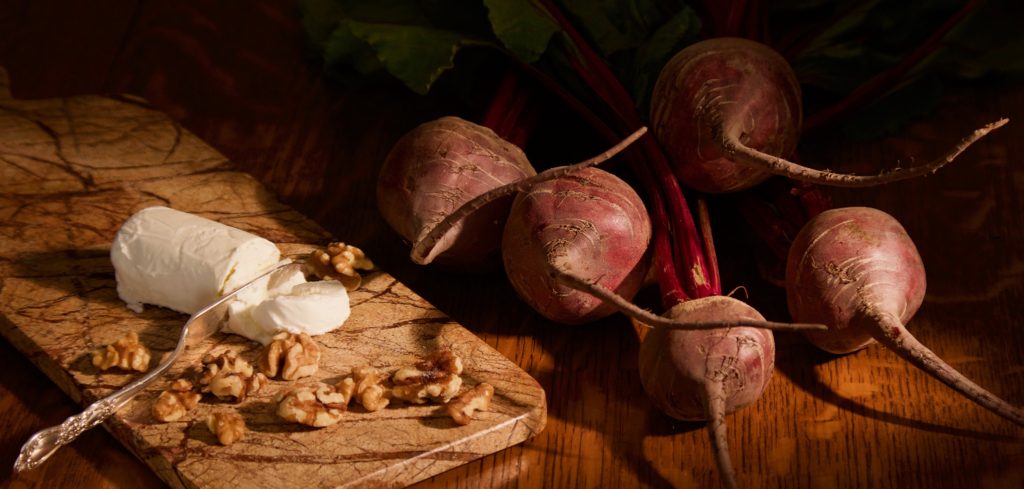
<box><xmin>410</xmin><ymin>127</ymin><xmax>648</xmax><ymax>265</ymax></box>
<box><xmin>712</xmin><ymin>117</ymin><xmax>1008</xmax><ymax>187</ymax></box>
<box><xmin>482</xmin><ymin>68</ymin><xmax>520</xmax><ymax>137</ymax></box>
<box><xmin>704</xmin><ymin>381</ymin><xmax>738</xmax><ymax>489</ymax></box>
<box><xmin>653</xmin><ymin>219</ymin><xmax>689</xmax><ymax>308</ymax></box>
<box><xmin>550</xmin><ymin>267</ymin><xmax>827</xmax><ymax>332</ymax></box>
<box><xmin>696</xmin><ymin>199</ymin><xmax>722</xmax><ymax>296</ymax></box>
<box><xmin>537</xmin><ymin>0</ymin><xmax>716</xmax><ymax>299</ymax></box>
<box><xmin>503</xmin><ymin>55</ymin><xmax>692</xmax><ymax>304</ymax></box>
<box><xmin>861</xmin><ymin>304</ymin><xmax>1024</xmax><ymax>427</ymax></box>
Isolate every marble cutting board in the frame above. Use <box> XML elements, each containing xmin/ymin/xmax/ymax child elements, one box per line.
<box><xmin>0</xmin><ymin>68</ymin><xmax>547</xmax><ymax>489</ymax></box>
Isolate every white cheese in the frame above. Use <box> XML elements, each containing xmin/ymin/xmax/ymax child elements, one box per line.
<box><xmin>252</xmin><ymin>280</ymin><xmax>350</xmax><ymax>338</ymax></box>
<box><xmin>222</xmin><ymin>266</ymin><xmax>351</xmax><ymax>344</ymax></box>
<box><xmin>112</xmin><ymin>206</ymin><xmax>352</xmax><ymax>345</ymax></box>
<box><xmin>110</xmin><ymin>206</ymin><xmax>281</xmax><ymax>314</ymax></box>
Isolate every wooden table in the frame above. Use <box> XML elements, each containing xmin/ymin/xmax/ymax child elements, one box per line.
<box><xmin>2</xmin><ymin>2</ymin><xmax>1022</xmax><ymax>488</ymax></box>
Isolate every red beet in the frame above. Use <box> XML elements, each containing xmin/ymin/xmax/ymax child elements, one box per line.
<box><xmin>502</xmin><ymin>167</ymin><xmax>652</xmax><ymax>324</ymax></box>
<box><xmin>639</xmin><ymin>296</ymin><xmax>776</xmax><ymax>489</ymax></box>
<box><xmin>787</xmin><ymin>206</ymin><xmax>1024</xmax><ymax>426</ymax></box>
<box><xmin>377</xmin><ymin>116</ymin><xmax>535</xmax><ymax>271</ymax></box>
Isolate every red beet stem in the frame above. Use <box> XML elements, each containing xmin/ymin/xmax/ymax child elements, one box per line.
<box><xmin>537</xmin><ymin>0</ymin><xmax>716</xmax><ymax>299</ymax></box>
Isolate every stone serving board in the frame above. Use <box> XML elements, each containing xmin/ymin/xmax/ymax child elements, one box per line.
<box><xmin>0</xmin><ymin>68</ymin><xmax>547</xmax><ymax>489</ymax></box>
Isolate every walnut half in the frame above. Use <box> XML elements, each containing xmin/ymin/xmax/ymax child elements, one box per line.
<box><xmin>207</xmin><ymin>411</ymin><xmax>246</xmax><ymax>446</ymax></box>
<box><xmin>306</xmin><ymin>242</ymin><xmax>374</xmax><ymax>290</ymax></box>
<box><xmin>152</xmin><ymin>379</ymin><xmax>201</xmax><ymax>422</ymax></box>
<box><xmin>92</xmin><ymin>331</ymin><xmax>151</xmax><ymax>372</ymax></box>
<box><xmin>277</xmin><ymin>382</ymin><xmax>350</xmax><ymax>427</ymax></box>
<box><xmin>350</xmin><ymin>366</ymin><xmax>390</xmax><ymax>412</ymax></box>
<box><xmin>199</xmin><ymin>351</ymin><xmax>267</xmax><ymax>402</ymax></box>
<box><xmin>447</xmin><ymin>383</ymin><xmax>495</xmax><ymax>425</ymax></box>
<box><xmin>391</xmin><ymin>350</ymin><xmax>463</xmax><ymax>404</ymax></box>
<box><xmin>259</xmin><ymin>332</ymin><xmax>320</xmax><ymax>381</ymax></box>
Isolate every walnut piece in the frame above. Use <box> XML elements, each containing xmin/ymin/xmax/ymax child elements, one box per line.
<box><xmin>447</xmin><ymin>383</ymin><xmax>495</xmax><ymax>425</ymax></box>
<box><xmin>277</xmin><ymin>382</ymin><xmax>350</xmax><ymax>427</ymax></box>
<box><xmin>199</xmin><ymin>351</ymin><xmax>267</xmax><ymax>402</ymax></box>
<box><xmin>306</xmin><ymin>242</ymin><xmax>374</xmax><ymax>290</ymax></box>
<box><xmin>259</xmin><ymin>332</ymin><xmax>320</xmax><ymax>381</ymax></box>
<box><xmin>92</xmin><ymin>331</ymin><xmax>151</xmax><ymax>372</ymax></box>
<box><xmin>350</xmin><ymin>366</ymin><xmax>390</xmax><ymax>412</ymax></box>
<box><xmin>391</xmin><ymin>350</ymin><xmax>463</xmax><ymax>404</ymax></box>
<box><xmin>207</xmin><ymin>411</ymin><xmax>246</xmax><ymax>446</ymax></box>
<box><xmin>335</xmin><ymin>377</ymin><xmax>356</xmax><ymax>405</ymax></box>
<box><xmin>152</xmin><ymin>379</ymin><xmax>201</xmax><ymax>422</ymax></box>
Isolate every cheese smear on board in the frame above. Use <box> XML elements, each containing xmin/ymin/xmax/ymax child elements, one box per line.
<box><xmin>111</xmin><ymin>206</ymin><xmax>350</xmax><ymax>343</ymax></box>
<box><xmin>224</xmin><ymin>266</ymin><xmax>350</xmax><ymax>344</ymax></box>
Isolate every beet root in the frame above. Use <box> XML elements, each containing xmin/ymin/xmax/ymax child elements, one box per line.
<box><xmin>638</xmin><ymin>296</ymin><xmax>776</xmax><ymax>489</ymax></box>
<box><xmin>651</xmin><ymin>37</ymin><xmax>802</xmax><ymax>193</ymax></box>
<box><xmin>787</xmin><ymin>206</ymin><xmax>1024</xmax><ymax>426</ymax></box>
<box><xmin>650</xmin><ymin>38</ymin><xmax>1007</xmax><ymax>193</ymax></box>
<box><xmin>377</xmin><ymin>116</ymin><xmax>536</xmax><ymax>271</ymax></box>
<box><xmin>502</xmin><ymin>167</ymin><xmax>651</xmax><ymax>325</ymax></box>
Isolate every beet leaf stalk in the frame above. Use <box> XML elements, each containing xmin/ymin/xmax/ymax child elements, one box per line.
<box><xmin>535</xmin><ymin>0</ymin><xmax>716</xmax><ymax>301</ymax></box>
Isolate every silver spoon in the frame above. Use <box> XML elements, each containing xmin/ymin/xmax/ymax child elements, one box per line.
<box><xmin>13</xmin><ymin>261</ymin><xmax>299</xmax><ymax>472</ymax></box>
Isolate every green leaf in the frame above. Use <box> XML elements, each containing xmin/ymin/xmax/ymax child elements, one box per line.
<box><xmin>559</xmin><ymin>0</ymin><xmax>663</xmax><ymax>57</ymax></box>
<box><xmin>323</xmin><ymin>23</ymin><xmax>382</xmax><ymax>75</ymax></box>
<box><xmin>484</xmin><ymin>0</ymin><xmax>560</xmax><ymax>62</ymax></box>
<box><xmin>299</xmin><ymin>0</ymin><xmax>345</xmax><ymax>46</ymax></box>
<box><xmin>794</xmin><ymin>0</ymin><xmax>885</xmax><ymax>60</ymax></box>
<box><xmin>346</xmin><ymin>21</ymin><xmax>491</xmax><ymax>94</ymax></box>
<box><xmin>630</xmin><ymin>6</ymin><xmax>701</xmax><ymax>111</ymax></box>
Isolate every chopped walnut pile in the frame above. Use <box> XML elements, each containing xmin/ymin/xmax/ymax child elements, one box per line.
<box><xmin>277</xmin><ymin>382</ymin><xmax>350</xmax><ymax>427</ymax></box>
<box><xmin>199</xmin><ymin>351</ymin><xmax>267</xmax><ymax>402</ymax></box>
<box><xmin>152</xmin><ymin>379</ymin><xmax>201</xmax><ymax>422</ymax></box>
<box><xmin>391</xmin><ymin>350</ymin><xmax>463</xmax><ymax>404</ymax></box>
<box><xmin>259</xmin><ymin>332</ymin><xmax>320</xmax><ymax>381</ymax></box>
<box><xmin>348</xmin><ymin>366</ymin><xmax>390</xmax><ymax>412</ymax></box>
<box><xmin>447</xmin><ymin>383</ymin><xmax>495</xmax><ymax>425</ymax></box>
<box><xmin>207</xmin><ymin>411</ymin><xmax>246</xmax><ymax>446</ymax></box>
<box><xmin>92</xmin><ymin>331</ymin><xmax>151</xmax><ymax>372</ymax></box>
<box><xmin>306</xmin><ymin>242</ymin><xmax>374</xmax><ymax>290</ymax></box>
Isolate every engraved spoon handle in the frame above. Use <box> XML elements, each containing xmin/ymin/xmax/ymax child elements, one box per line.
<box><xmin>12</xmin><ymin>261</ymin><xmax>296</xmax><ymax>472</ymax></box>
<box><xmin>13</xmin><ymin>345</ymin><xmax>180</xmax><ymax>472</ymax></box>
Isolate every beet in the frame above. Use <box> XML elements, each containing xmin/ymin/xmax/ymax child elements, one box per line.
<box><xmin>651</xmin><ymin>37</ymin><xmax>801</xmax><ymax>193</ymax></box>
<box><xmin>377</xmin><ymin>116</ymin><xmax>535</xmax><ymax>271</ymax></box>
<box><xmin>502</xmin><ymin>167</ymin><xmax>651</xmax><ymax>324</ymax></box>
<box><xmin>650</xmin><ymin>38</ymin><xmax>1008</xmax><ymax>193</ymax></box>
<box><xmin>787</xmin><ymin>206</ymin><xmax>1024</xmax><ymax>426</ymax></box>
<box><xmin>639</xmin><ymin>296</ymin><xmax>776</xmax><ymax>489</ymax></box>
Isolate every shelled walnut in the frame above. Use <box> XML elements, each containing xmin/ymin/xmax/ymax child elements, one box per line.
<box><xmin>199</xmin><ymin>351</ymin><xmax>267</xmax><ymax>402</ymax></box>
<box><xmin>259</xmin><ymin>332</ymin><xmax>320</xmax><ymax>381</ymax></box>
<box><xmin>277</xmin><ymin>382</ymin><xmax>350</xmax><ymax>427</ymax></box>
<box><xmin>349</xmin><ymin>366</ymin><xmax>390</xmax><ymax>412</ymax></box>
<box><xmin>306</xmin><ymin>242</ymin><xmax>374</xmax><ymax>290</ymax></box>
<box><xmin>447</xmin><ymin>383</ymin><xmax>495</xmax><ymax>425</ymax></box>
<box><xmin>391</xmin><ymin>350</ymin><xmax>463</xmax><ymax>404</ymax></box>
<box><xmin>92</xmin><ymin>331</ymin><xmax>151</xmax><ymax>372</ymax></box>
<box><xmin>335</xmin><ymin>377</ymin><xmax>356</xmax><ymax>405</ymax></box>
<box><xmin>207</xmin><ymin>411</ymin><xmax>246</xmax><ymax>446</ymax></box>
<box><xmin>152</xmin><ymin>379</ymin><xmax>201</xmax><ymax>422</ymax></box>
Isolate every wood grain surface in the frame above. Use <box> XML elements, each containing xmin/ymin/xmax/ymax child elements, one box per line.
<box><xmin>0</xmin><ymin>68</ymin><xmax>546</xmax><ymax>488</ymax></box>
<box><xmin>2</xmin><ymin>2</ymin><xmax>1024</xmax><ymax>488</ymax></box>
